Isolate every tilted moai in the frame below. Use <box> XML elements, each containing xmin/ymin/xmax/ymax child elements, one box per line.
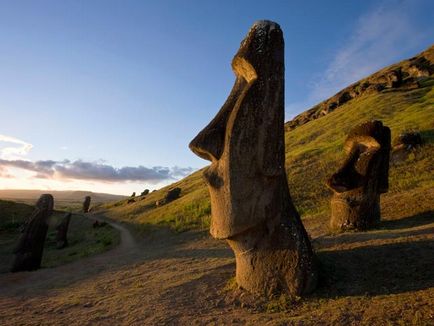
<box><xmin>83</xmin><ymin>196</ymin><xmax>91</xmax><ymax>213</ymax></box>
<box><xmin>165</xmin><ymin>187</ymin><xmax>181</xmax><ymax>203</ymax></box>
<box><xmin>56</xmin><ymin>212</ymin><xmax>72</xmax><ymax>249</ymax></box>
<box><xmin>11</xmin><ymin>194</ymin><xmax>54</xmax><ymax>272</ymax></box>
<box><xmin>189</xmin><ymin>21</ymin><xmax>317</xmax><ymax>297</ymax></box>
<box><xmin>326</xmin><ymin>120</ymin><xmax>391</xmax><ymax>231</ymax></box>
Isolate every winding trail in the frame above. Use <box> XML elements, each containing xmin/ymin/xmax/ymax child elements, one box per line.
<box><xmin>0</xmin><ymin>214</ymin><xmax>139</xmax><ymax>296</ymax></box>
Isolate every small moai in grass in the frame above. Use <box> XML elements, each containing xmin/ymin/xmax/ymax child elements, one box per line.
<box><xmin>83</xmin><ymin>196</ymin><xmax>91</xmax><ymax>213</ymax></box>
<box><xmin>189</xmin><ymin>21</ymin><xmax>317</xmax><ymax>298</ymax></box>
<box><xmin>326</xmin><ymin>120</ymin><xmax>391</xmax><ymax>231</ymax></box>
<box><xmin>131</xmin><ymin>192</ymin><xmax>136</xmax><ymax>197</ymax></box>
<box><xmin>165</xmin><ymin>188</ymin><xmax>181</xmax><ymax>203</ymax></box>
<box><xmin>11</xmin><ymin>194</ymin><xmax>54</xmax><ymax>272</ymax></box>
<box><xmin>141</xmin><ymin>189</ymin><xmax>150</xmax><ymax>196</ymax></box>
<box><xmin>56</xmin><ymin>212</ymin><xmax>72</xmax><ymax>249</ymax></box>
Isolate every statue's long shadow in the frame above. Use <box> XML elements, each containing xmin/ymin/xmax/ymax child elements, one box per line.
<box><xmin>315</xmin><ymin>210</ymin><xmax>433</xmax><ymax>250</ymax></box>
<box><xmin>315</xmin><ymin>211</ymin><xmax>434</xmax><ymax>298</ymax></box>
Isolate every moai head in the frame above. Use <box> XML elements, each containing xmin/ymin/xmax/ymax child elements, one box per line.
<box><xmin>189</xmin><ymin>21</ymin><xmax>285</xmax><ymax>239</ymax></box>
<box><xmin>326</xmin><ymin>120</ymin><xmax>391</xmax><ymax>230</ymax></box>
<box><xmin>36</xmin><ymin>193</ymin><xmax>54</xmax><ymax>214</ymax></box>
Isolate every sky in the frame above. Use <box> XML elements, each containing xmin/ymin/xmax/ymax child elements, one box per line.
<box><xmin>0</xmin><ymin>0</ymin><xmax>433</xmax><ymax>195</ymax></box>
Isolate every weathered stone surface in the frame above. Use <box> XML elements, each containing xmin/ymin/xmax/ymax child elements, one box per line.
<box><xmin>326</xmin><ymin>120</ymin><xmax>391</xmax><ymax>231</ymax></box>
<box><xmin>56</xmin><ymin>212</ymin><xmax>71</xmax><ymax>249</ymax></box>
<box><xmin>165</xmin><ymin>188</ymin><xmax>181</xmax><ymax>203</ymax></box>
<box><xmin>11</xmin><ymin>194</ymin><xmax>54</xmax><ymax>272</ymax></box>
<box><xmin>83</xmin><ymin>196</ymin><xmax>91</xmax><ymax>213</ymax></box>
<box><xmin>189</xmin><ymin>20</ymin><xmax>317</xmax><ymax>297</ymax></box>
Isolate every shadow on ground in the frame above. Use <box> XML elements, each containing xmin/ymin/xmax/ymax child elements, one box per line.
<box><xmin>315</xmin><ymin>210</ymin><xmax>434</xmax><ymax>249</ymax></box>
<box><xmin>315</xmin><ymin>210</ymin><xmax>434</xmax><ymax>298</ymax></box>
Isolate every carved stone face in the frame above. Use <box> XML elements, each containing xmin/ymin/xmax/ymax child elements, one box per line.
<box><xmin>327</xmin><ymin>120</ymin><xmax>391</xmax><ymax>195</ymax></box>
<box><xmin>189</xmin><ymin>21</ymin><xmax>286</xmax><ymax>239</ymax></box>
<box><xmin>326</xmin><ymin>120</ymin><xmax>391</xmax><ymax>230</ymax></box>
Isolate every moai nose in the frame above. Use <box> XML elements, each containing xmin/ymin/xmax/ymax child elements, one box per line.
<box><xmin>189</xmin><ymin>117</ymin><xmax>226</xmax><ymax>162</ymax></box>
<box><xmin>189</xmin><ymin>78</ymin><xmax>246</xmax><ymax>162</ymax></box>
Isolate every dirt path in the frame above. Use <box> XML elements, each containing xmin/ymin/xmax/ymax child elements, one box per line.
<box><xmin>0</xmin><ymin>209</ymin><xmax>433</xmax><ymax>325</ymax></box>
<box><xmin>0</xmin><ymin>214</ymin><xmax>139</xmax><ymax>296</ymax></box>
<box><xmin>90</xmin><ymin>214</ymin><xmax>136</xmax><ymax>251</ymax></box>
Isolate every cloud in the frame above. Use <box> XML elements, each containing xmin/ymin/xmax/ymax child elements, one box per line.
<box><xmin>0</xmin><ymin>159</ymin><xmax>195</xmax><ymax>183</ymax></box>
<box><xmin>287</xmin><ymin>0</ymin><xmax>433</xmax><ymax>116</ymax></box>
<box><xmin>0</xmin><ymin>134</ymin><xmax>33</xmax><ymax>160</ymax></box>
<box><xmin>170</xmin><ymin>166</ymin><xmax>195</xmax><ymax>178</ymax></box>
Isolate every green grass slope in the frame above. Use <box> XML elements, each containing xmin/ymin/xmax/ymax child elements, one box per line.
<box><xmin>99</xmin><ymin>48</ymin><xmax>434</xmax><ymax>233</ymax></box>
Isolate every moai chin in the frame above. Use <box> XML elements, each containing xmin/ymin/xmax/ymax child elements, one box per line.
<box><xmin>189</xmin><ymin>20</ymin><xmax>317</xmax><ymax>297</ymax></box>
<box><xmin>326</xmin><ymin>120</ymin><xmax>391</xmax><ymax>231</ymax></box>
<box><xmin>11</xmin><ymin>194</ymin><xmax>54</xmax><ymax>272</ymax></box>
<box><xmin>83</xmin><ymin>196</ymin><xmax>91</xmax><ymax>213</ymax></box>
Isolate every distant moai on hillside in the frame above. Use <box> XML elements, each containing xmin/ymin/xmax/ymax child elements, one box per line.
<box><xmin>165</xmin><ymin>188</ymin><xmax>181</xmax><ymax>203</ymax></box>
<box><xmin>189</xmin><ymin>21</ymin><xmax>317</xmax><ymax>297</ymax></box>
<box><xmin>326</xmin><ymin>120</ymin><xmax>391</xmax><ymax>231</ymax></box>
<box><xmin>11</xmin><ymin>194</ymin><xmax>54</xmax><ymax>272</ymax></box>
<box><xmin>141</xmin><ymin>189</ymin><xmax>150</xmax><ymax>196</ymax></box>
<box><xmin>56</xmin><ymin>212</ymin><xmax>72</xmax><ymax>249</ymax></box>
<box><xmin>83</xmin><ymin>196</ymin><xmax>91</xmax><ymax>213</ymax></box>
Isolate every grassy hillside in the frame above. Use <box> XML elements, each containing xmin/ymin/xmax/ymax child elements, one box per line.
<box><xmin>99</xmin><ymin>78</ymin><xmax>433</xmax><ymax>232</ymax></box>
<box><xmin>0</xmin><ymin>199</ymin><xmax>120</xmax><ymax>272</ymax></box>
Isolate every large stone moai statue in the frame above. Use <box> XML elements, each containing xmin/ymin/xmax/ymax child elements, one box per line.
<box><xmin>56</xmin><ymin>212</ymin><xmax>72</xmax><ymax>249</ymax></box>
<box><xmin>326</xmin><ymin>120</ymin><xmax>391</xmax><ymax>231</ymax></box>
<box><xmin>189</xmin><ymin>21</ymin><xmax>317</xmax><ymax>297</ymax></box>
<box><xmin>83</xmin><ymin>196</ymin><xmax>91</xmax><ymax>213</ymax></box>
<box><xmin>11</xmin><ymin>194</ymin><xmax>54</xmax><ymax>272</ymax></box>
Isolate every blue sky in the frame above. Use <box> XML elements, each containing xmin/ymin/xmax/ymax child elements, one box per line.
<box><xmin>0</xmin><ymin>0</ymin><xmax>433</xmax><ymax>194</ymax></box>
